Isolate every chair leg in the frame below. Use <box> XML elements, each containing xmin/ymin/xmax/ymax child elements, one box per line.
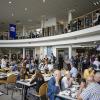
<box><xmin>11</xmin><ymin>90</ymin><xmax>14</xmax><ymax>98</ymax></box>
<box><xmin>11</xmin><ymin>88</ymin><xmax>14</xmax><ymax>99</ymax></box>
<box><xmin>39</xmin><ymin>97</ymin><xmax>41</xmax><ymax>100</ymax></box>
<box><xmin>19</xmin><ymin>88</ymin><xmax>22</xmax><ymax>95</ymax></box>
<box><xmin>6</xmin><ymin>84</ymin><xmax>8</xmax><ymax>95</ymax></box>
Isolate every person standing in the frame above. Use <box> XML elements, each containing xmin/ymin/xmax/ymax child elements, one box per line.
<box><xmin>35</xmin><ymin>54</ymin><xmax>39</xmax><ymax>66</ymax></box>
<box><xmin>51</xmin><ymin>53</ymin><xmax>56</xmax><ymax>64</ymax></box>
<box><xmin>58</xmin><ymin>54</ymin><xmax>63</xmax><ymax>70</ymax></box>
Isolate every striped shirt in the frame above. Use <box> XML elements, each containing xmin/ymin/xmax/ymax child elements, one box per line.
<box><xmin>80</xmin><ymin>83</ymin><xmax>100</xmax><ymax>100</ymax></box>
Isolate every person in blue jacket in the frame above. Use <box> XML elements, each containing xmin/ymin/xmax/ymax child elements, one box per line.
<box><xmin>47</xmin><ymin>70</ymin><xmax>62</xmax><ymax>100</ymax></box>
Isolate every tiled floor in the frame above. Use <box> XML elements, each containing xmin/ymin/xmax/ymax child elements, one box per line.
<box><xmin>0</xmin><ymin>84</ymin><xmax>22</xmax><ymax>100</ymax></box>
<box><xmin>0</xmin><ymin>85</ymin><xmax>47</xmax><ymax>100</ymax></box>
<box><xmin>0</xmin><ymin>94</ymin><xmax>21</xmax><ymax>100</ymax></box>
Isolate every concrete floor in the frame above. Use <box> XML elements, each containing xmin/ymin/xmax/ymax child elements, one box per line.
<box><xmin>0</xmin><ymin>94</ymin><xmax>21</xmax><ymax>100</ymax></box>
<box><xmin>0</xmin><ymin>85</ymin><xmax>47</xmax><ymax>100</ymax></box>
<box><xmin>0</xmin><ymin>87</ymin><xmax>22</xmax><ymax>100</ymax></box>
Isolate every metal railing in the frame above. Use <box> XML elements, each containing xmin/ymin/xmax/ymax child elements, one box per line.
<box><xmin>70</xmin><ymin>8</ymin><xmax>100</xmax><ymax>32</ymax></box>
<box><xmin>0</xmin><ymin>8</ymin><xmax>100</xmax><ymax>40</ymax></box>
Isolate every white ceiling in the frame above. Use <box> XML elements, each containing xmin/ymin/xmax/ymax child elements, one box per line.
<box><xmin>0</xmin><ymin>0</ymin><xmax>99</xmax><ymax>31</ymax></box>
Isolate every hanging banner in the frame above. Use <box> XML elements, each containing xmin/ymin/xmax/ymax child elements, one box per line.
<box><xmin>9</xmin><ymin>24</ymin><xmax>16</xmax><ymax>39</ymax></box>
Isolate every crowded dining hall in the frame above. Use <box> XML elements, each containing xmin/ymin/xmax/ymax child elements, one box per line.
<box><xmin>0</xmin><ymin>52</ymin><xmax>100</xmax><ymax>100</ymax></box>
<box><xmin>0</xmin><ymin>0</ymin><xmax>100</xmax><ymax>100</ymax></box>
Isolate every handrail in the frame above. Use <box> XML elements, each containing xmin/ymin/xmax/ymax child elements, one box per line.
<box><xmin>0</xmin><ymin>8</ymin><xmax>100</xmax><ymax>40</ymax></box>
<box><xmin>70</xmin><ymin>8</ymin><xmax>100</xmax><ymax>32</ymax></box>
<box><xmin>74</xmin><ymin>8</ymin><xmax>100</xmax><ymax>20</ymax></box>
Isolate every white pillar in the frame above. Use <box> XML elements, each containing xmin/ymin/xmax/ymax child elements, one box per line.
<box><xmin>33</xmin><ymin>48</ymin><xmax>35</xmax><ymax>58</ymax></box>
<box><xmin>23</xmin><ymin>48</ymin><xmax>25</xmax><ymax>59</ymax></box>
<box><xmin>22</xmin><ymin>25</ymin><xmax>25</xmax><ymax>36</ymax></box>
<box><xmin>68</xmin><ymin>10</ymin><xmax>73</xmax><ymax>24</ymax></box>
<box><xmin>41</xmin><ymin>20</ymin><xmax>44</xmax><ymax>29</ymax></box>
<box><xmin>9</xmin><ymin>50</ymin><xmax>11</xmax><ymax>62</ymax></box>
<box><xmin>41</xmin><ymin>15</ymin><xmax>47</xmax><ymax>37</ymax></box>
<box><xmin>52</xmin><ymin>47</ymin><xmax>56</xmax><ymax>57</ymax></box>
<box><xmin>44</xmin><ymin>47</ymin><xmax>47</xmax><ymax>57</ymax></box>
<box><xmin>68</xmin><ymin>46</ymin><xmax>72</xmax><ymax>59</ymax></box>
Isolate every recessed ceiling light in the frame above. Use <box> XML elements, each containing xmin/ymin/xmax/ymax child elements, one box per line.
<box><xmin>93</xmin><ymin>41</ymin><xmax>96</xmax><ymax>44</ymax></box>
<box><xmin>16</xmin><ymin>20</ymin><xmax>21</xmax><ymax>24</ymax></box>
<box><xmin>59</xmin><ymin>21</ymin><xmax>64</xmax><ymax>24</ymax></box>
<box><xmin>9</xmin><ymin>1</ymin><xmax>12</xmax><ymax>4</ymax></box>
<box><xmin>93</xmin><ymin>2</ymin><xmax>96</xmax><ymax>5</ymax></box>
<box><xmin>28</xmin><ymin>19</ymin><xmax>32</xmax><ymax>22</ymax></box>
<box><xmin>25</xmin><ymin>8</ymin><xmax>28</xmax><ymax>11</ymax></box>
<box><xmin>43</xmin><ymin>0</ymin><xmax>46</xmax><ymax>3</ymax></box>
<box><xmin>96</xmin><ymin>1</ymin><xmax>99</xmax><ymax>4</ymax></box>
<box><xmin>16</xmin><ymin>22</ymin><xmax>21</xmax><ymax>25</ymax></box>
<box><xmin>93</xmin><ymin>1</ymin><xmax>100</xmax><ymax>6</ymax></box>
<box><xmin>12</xmin><ymin>13</ymin><xmax>14</xmax><ymax>16</ymax></box>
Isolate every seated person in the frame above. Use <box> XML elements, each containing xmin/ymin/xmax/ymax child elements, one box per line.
<box><xmin>1</xmin><ymin>57</ymin><xmax>7</xmax><ymax>68</ymax></box>
<box><xmin>47</xmin><ymin>70</ymin><xmax>62</xmax><ymax>100</ymax></box>
<box><xmin>39</xmin><ymin>60</ymin><xmax>48</xmax><ymax>73</ymax></box>
<box><xmin>38</xmin><ymin>60</ymin><xmax>44</xmax><ymax>69</ymax></box>
<box><xmin>77</xmin><ymin>79</ymin><xmax>86</xmax><ymax>98</ymax></box>
<box><xmin>25</xmin><ymin>70</ymin><xmax>45</xmax><ymax>100</ymax></box>
<box><xmin>76</xmin><ymin>71</ymin><xmax>82</xmax><ymax>83</ymax></box>
<box><xmin>61</xmin><ymin>64</ymin><xmax>71</xmax><ymax>76</ymax></box>
<box><xmin>20</xmin><ymin>62</ymin><xmax>29</xmax><ymax>79</ymax></box>
<box><xmin>78</xmin><ymin>72</ymin><xmax>100</xmax><ymax>100</ymax></box>
<box><xmin>29</xmin><ymin>60</ymin><xmax>36</xmax><ymax>74</ymax></box>
<box><xmin>10</xmin><ymin>63</ymin><xmax>18</xmax><ymax>71</ymax></box>
<box><xmin>83</xmin><ymin>66</ymin><xmax>94</xmax><ymax>80</ymax></box>
<box><xmin>86</xmin><ymin>75</ymin><xmax>94</xmax><ymax>85</ymax></box>
<box><xmin>30</xmin><ymin>70</ymin><xmax>45</xmax><ymax>92</ymax></box>
<box><xmin>70</xmin><ymin>62</ymin><xmax>78</xmax><ymax>78</ymax></box>
<box><xmin>61</xmin><ymin>72</ymin><xmax>73</xmax><ymax>90</ymax></box>
<box><xmin>45</xmin><ymin>62</ymin><xmax>53</xmax><ymax>72</ymax></box>
<box><xmin>93</xmin><ymin>57</ymin><xmax>100</xmax><ymax>71</ymax></box>
<box><xmin>48</xmin><ymin>63</ymin><xmax>53</xmax><ymax>72</ymax></box>
<box><xmin>44</xmin><ymin>63</ymin><xmax>49</xmax><ymax>73</ymax></box>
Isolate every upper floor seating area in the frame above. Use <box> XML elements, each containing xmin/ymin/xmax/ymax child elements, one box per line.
<box><xmin>0</xmin><ymin>8</ymin><xmax>100</xmax><ymax>40</ymax></box>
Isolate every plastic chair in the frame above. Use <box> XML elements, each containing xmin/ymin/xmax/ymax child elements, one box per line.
<box><xmin>30</xmin><ymin>83</ymin><xmax>48</xmax><ymax>100</ymax></box>
<box><xmin>6</xmin><ymin>74</ymin><xmax>17</xmax><ymax>95</ymax></box>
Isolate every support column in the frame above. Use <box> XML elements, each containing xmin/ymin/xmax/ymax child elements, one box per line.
<box><xmin>9</xmin><ymin>49</ymin><xmax>11</xmax><ymax>62</ymax></box>
<box><xmin>44</xmin><ymin>47</ymin><xmax>47</xmax><ymax>57</ymax></box>
<box><xmin>22</xmin><ymin>25</ymin><xmax>25</xmax><ymax>38</ymax></box>
<box><xmin>68</xmin><ymin>45</ymin><xmax>72</xmax><ymax>59</ymax></box>
<box><xmin>68</xmin><ymin>9</ymin><xmax>75</xmax><ymax>24</ymax></box>
<box><xmin>41</xmin><ymin>15</ymin><xmax>46</xmax><ymax>37</ymax></box>
<box><xmin>52</xmin><ymin>47</ymin><xmax>56</xmax><ymax>57</ymax></box>
<box><xmin>23</xmin><ymin>48</ymin><xmax>25</xmax><ymax>59</ymax></box>
<box><xmin>33</xmin><ymin>48</ymin><xmax>35</xmax><ymax>58</ymax></box>
<box><xmin>68</xmin><ymin>10</ymin><xmax>72</xmax><ymax>24</ymax></box>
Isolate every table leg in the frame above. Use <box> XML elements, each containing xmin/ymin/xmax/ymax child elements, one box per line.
<box><xmin>22</xmin><ymin>85</ymin><xmax>24</xmax><ymax>100</ymax></box>
<box><xmin>23</xmin><ymin>85</ymin><xmax>25</xmax><ymax>100</ymax></box>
